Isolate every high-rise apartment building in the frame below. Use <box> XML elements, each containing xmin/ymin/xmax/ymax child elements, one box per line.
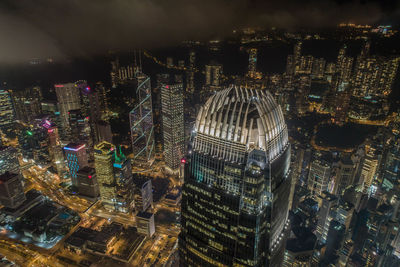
<box><xmin>129</xmin><ymin>72</ymin><xmax>155</xmax><ymax>165</ymax></box>
<box><xmin>64</xmin><ymin>143</ymin><xmax>88</xmax><ymax>186</ymax></box>
<box><xmin>180</xmin><ymin>85</ymin><xmax>292</xmax><ymax>266</ymax></box>
<box><xmin>161</xmin><ymin>83</ymin><xmax>185</xmax><ymax>170</ymax></box>
<box><xmin>94</xmin><ymin>141</ymin><xmax>116</xmax><ymax>211</ymax></box>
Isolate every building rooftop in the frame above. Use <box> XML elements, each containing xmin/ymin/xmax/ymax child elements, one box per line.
<box><xmin>137</xmin><ymin>211</ymin><xmax>153</xmax><ymax>219</ymax></box>
<box><xmin>77</xmin><ymin>166</ymin><xmax>95</xmax><ymax>176</ymax></box>
<box><xmin>64</xmin><ymin>143</ymin><xmax>86</xmax><ymax>151</ymax></box>
<box><xmin>0</xmin><ymin>172</ymin><xmax>19</xmax><ymax>183</ymax></box>
<box><xmin>195</xmin><ymin>85</ymin><xmax>288</xmax><ymax>159</ymax></box>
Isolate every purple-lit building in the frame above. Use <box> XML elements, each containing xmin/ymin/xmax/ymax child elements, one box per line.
<box><xmin>64</xmin><ymin>143</ymin><xmax>88</xmax><ymax>186</ymax></box>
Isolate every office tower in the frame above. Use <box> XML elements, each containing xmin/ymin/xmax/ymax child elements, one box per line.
<box><xmin>0</xmin><ymin>146</ymin><xmax>20</xmax><ymax>175</ymax></box>
<box><xmin>11</xmin><ymin>86</ymin><xmax>42</xmax><ymax>123</ymax></box>
<box><xmin>136</xmin><ymin>211</ymin><xmax>155</xmax><ymax>237</ymax></box>
<box><xmin>68</xmin><ymin>110</ymin><xmax>90</xmax><ymax>142</ymax></box>
<box><xmin>96</xmin><ymin>120</ymin><xmax>113</xmax><ymax>143</ymax></box>
<box><xmin>78</xmin><ymin>81</ymin><xmax>102</xmax><ymax>144</ymax></box>
<box><xmin>248</xmin><ymin>48</ymin><xmax>258</xmax><ymax>77</ymax></box>
<box><xmin>186</xmin><ymin>50</ymin><xmax>195</xmax><ymax>93</ymax></box>
<box><xmin>0</xmin><ymin>90</ymin><xmax>16</xmax><ymax>129</ymax></box>
<box><xmin>323</xmin><ymin>220</ymin><xmax>345</xmax><ymax>264</ymax></box>
<box><xmin>64</xmin><ymin>143</ymin><xmax>88</xmax><ymax>186</ymax></box>
<box><xmin>308</xmin><ymin>158</ymin><xmax>331</xmax><ymax>198</ymax></box>
<box><xmin>94</xmin><ymin>141</ymin><xmax>116</xmax><ymax>211</ymax></box>
<box><xmin>129</xmin><ymin>72</ymin><xmax>155</xmax><ymax>165</ymax></box>
<box><xmin>338</xmin><ymin>240</ymin><xmax>354</xmax><ymax>267</ymax></box>
<box><xmin>205</xmin><ymin>62</ymin><xmax>223</xmax><ymax>87</ymax></box>
<box><xmin>135</xmin><ymin>179</ymin><xmax>153</xmax><ymax>212</ymax></box>
<box><xmin>335</xmin><ymin>201</ymin><xmax>354</xmax><ymax>232</ymax></box>
<box><xmin>161</xmin><ymin>83</ymin><xmax>185</xmax><ymax>171</ymax></box>
<box><xmin>360</xmin><ymin>146</ymin><xmax>378</xmax><ymax>193</ymax></box>
<box><xmin>113</xmin><ymin>147</ymin><xmax>134</xmax><ymax>213</ymax></box>
<box><xmin>334</xmin><ymin>157</ymin><xmax>355</xmax><ymax>195</ymax></box>
<box><xmin>77</xmin><ymin>166</ymin><xmax>100</xmax><ymax>198</ymax></box>
<box><xmin>316</xmin><ymin>191</ymin><xmax>338</xmax><ymax>243</ymax></box>
<box><xmin>0</xmin><ymin>172</ymin><xmax>26</xmax><ymax>209</ymax></box>
<box><xmin>95</xmin><ymin>82</ymin><xmax>109</xmax><ymax>116</ymax></box>
<box><xmin>54</xmin><ymin>83</ymin><xmax>81</xmax><ymax>131</ymax></box>
<box><xmin>18</xmin><ymin>126</ymin><xmax>50</xmax><ymax>165</ymax></box>
<box><xmin>382</xmin><ymin>140</ymin><xmax>400</xmax><ymax>190</ymax></box>
<box><xmin>180</xmin><ymin>85</ymin><xmax>291</xmax><ymax>266</ymax></box>
<box><xmin>44</xmin><ymin>123</ymin><xmax>65</xmax><ymax>177</ymax></box>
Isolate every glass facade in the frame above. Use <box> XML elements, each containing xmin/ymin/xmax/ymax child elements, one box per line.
<box><xmin>180</xmin><ymin>86</ymin><xmax>292</xmax><ymax>267</ymax></box>
<box><xmin>129</xmin><ymin>73</ymin><xmax>155</xmax><ymax>165</ymax></box>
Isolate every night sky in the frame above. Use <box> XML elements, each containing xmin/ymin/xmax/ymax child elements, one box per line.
<box><xmin>0</xmin><ymin>0</ymin><xmax>399</xmax><ymax>63</ymax></box>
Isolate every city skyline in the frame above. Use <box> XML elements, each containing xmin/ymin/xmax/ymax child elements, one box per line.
<box><xmin>1</xmin><ymin>5</ymin><xmax>400</xmax><ymax>266</ymax></box>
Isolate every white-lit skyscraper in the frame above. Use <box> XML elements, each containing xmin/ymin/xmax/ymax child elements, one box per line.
<box><xmin>180</xmin><ymin>85</ymin><xmax>292</xmax><ymax>266</ymax></box>
<box><xmin>129</xmin><ymin>72</ymin><xmax>155</xmax><ymax>165</ymax></box>
<box><xmin>161</xmin><ymin>83</ymin><xmax>185</xmax><ymax>171</ymax></box>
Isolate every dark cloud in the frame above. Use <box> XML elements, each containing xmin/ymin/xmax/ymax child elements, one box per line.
<box><xmin>0</xmin><ymin>0</ymin><xmax>393</xmax><ymax>63</ymax></box>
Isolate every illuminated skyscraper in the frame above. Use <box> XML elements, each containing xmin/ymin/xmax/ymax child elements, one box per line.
<box><xmin>64</xmin><ymin>143</ymin><xmax>88</xmax><ymax>186</ymax></box>
<box><xmin>360</xmin><ymin>146</ymin><xmax>378</xmax><ymax>193</ymax></box>
<box><xmin>54</xmin><ymin>83</ymin><xmax>81</xmax><ymax>131</ymax></box>
<box><xmin>205</xmin><ymin>62</ymin><xmax>223</xmax><ymax>87</ymax></box>
<box><xmin>94</xmin><ymin>141</ymin><xmax>116</xmax><ymax>211</ymax></box>
<box><xmin>180</xmin><ymin>85</ymin><xmax>292</xmax><ymax>266</ymax></box>
<box><xmin>248</xmin><ymin>48</ymin><xmax>258</xmax><ymax>77</ymax></box>
<box><xmin>316</xmin><ymin>191</ymin><xmax>338</xmax><ymax>243</ymax></box>
<box><xmin>0</xmin><ymin>90</ymin><xmax>16</xmax><ymax>129</ymax></box>
<box><xmin>129</xmin><ymin>72</ymin><xmax>155</xmax><ymax>165</ymax></box>
<box><xmin>161</xmin><ymin>83</ymin><xmax>185</xmax><ymax>171</ymax></box>
<box><xmin>11</xmin><ymin>86</ymin><xmax>42</xmax><ymax>123</ymax></box>
<box><xmin>308</xmin><ymin>158</ymin><xmax>331</xmax><ymax>198</ymax></box>
<box><xmin>186</xmin><ymin>50</ymin><xmax>196</xmax><ymax>93</ymax></box>
<box><xmin>113</xmin><ymin>146</ymin><xmax>134</xmax><ymax>213</ymax></box>
<box><xmin>41</xmin><ymin>120</ymin><xmax>65</xmax><ymax>177</ymax></box>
